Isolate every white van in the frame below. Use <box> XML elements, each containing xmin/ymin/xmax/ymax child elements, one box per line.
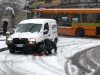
<box><xmin>6</xmin><ymin>19</ymin><xmax>58</xmax><ymax>53</ymax></box>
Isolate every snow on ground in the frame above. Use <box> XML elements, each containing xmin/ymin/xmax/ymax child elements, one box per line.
<box><xmin>0</xmin><ymin>35</ymin><xmax>100</xmax><ymax>75</ymax></box>
<box><xmin>0</xmin><ymin>35</ymin><xmax>7</xmax><ymax>48</ymax></box>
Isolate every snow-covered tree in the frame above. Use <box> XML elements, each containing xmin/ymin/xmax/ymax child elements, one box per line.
<box><xmin>0</xmin><ymin>0</ymin><xmax>26</xmax><ymax>15</ymax></box>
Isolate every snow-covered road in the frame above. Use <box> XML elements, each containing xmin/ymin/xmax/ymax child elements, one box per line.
<box><xmin>0</xmin><ymin>36</ymin><xmax>100</xmax><ymax>75</ymax></box>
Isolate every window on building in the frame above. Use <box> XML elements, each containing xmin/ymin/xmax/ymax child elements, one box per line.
<box><xmin>29</xmin><ymin>1</ymin><xmax>33</xmax><ymax>5</ymax></box>
<box><xmin>45</xmin><ymin>0</ymin><xmax>52</xmax><ymax>3</ymax></box>
<box><xmin>82</xmin><ymin>14</ymin><xmax>93</xmax><ymax>23</ymax></box>
<box><xmin>80</xmin><ymin>0</ymin><xmax>95</xmax><ymax>2</ymax></box>
<box><xmin>98</xmin><ymin>0</ymin><xmax>100</xmax><ymax>2</ymax></box>
<box><xmin>62</xmin><ymin>0</ymin><xmax>68</xmax><ymax>3</ymax></box>
<box><xmin>91</xmin><ymin>0</ymin><xmax>96</xmax><ymax>2</ymax></box>
<box><xmin>70</xmin><ymin>0</ymin><xmax>80</xmax><ymax>3</ymax></box>
<box><xmin>38</xmin><ymin>0</ymin><xmax>43</xmax><ymax>2</ymax></box>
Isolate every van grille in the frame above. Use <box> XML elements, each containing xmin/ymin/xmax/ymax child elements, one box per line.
<box><xmin>13</xmin><ymin>38</ymin><xmax>28</xmax><ymax>44</ymax></box>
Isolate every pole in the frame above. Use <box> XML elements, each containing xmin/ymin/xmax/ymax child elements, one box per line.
<box><xmin>25</xmin><ymin>0</ymin><xmax>27</xmax><ymax>19</ymax></box>
<box><xmin>34</xmin><ymin>0</ymin><xmax>37</xmax><ymax>18</ymax></box>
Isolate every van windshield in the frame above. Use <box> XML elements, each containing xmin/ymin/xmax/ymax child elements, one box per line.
<box><xmin>16</xmin><ymin>23</ymin><xmax>42</xmax><ymax>33</ymax></box>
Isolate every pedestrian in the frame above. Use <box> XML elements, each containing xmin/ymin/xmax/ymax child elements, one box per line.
<box><xmin>37</xmin><ymin>39</ymin><xmax>57</xmax><ymax>55</ymax></box>
<box><xmin>2</xmin><ymin>21</ymin><xmax>8</xmax><ymax>36</ymax></box>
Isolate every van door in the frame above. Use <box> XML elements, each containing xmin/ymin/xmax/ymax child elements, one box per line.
<box><xmin>50</xmin><ymin>21</ymin><xmax>58</xmax><ymax>41</ymax></box>
<box><xmin>43</xmin><ymin>23</ymin><xmax>51</xmax><ymax>39</ymax></box>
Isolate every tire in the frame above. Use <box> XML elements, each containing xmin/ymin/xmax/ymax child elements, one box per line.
<box><xmin>27</xmin><ymin>49</ymin><xmax>33</xmax><ymax>54</ymax></box>
<box><xmin>9</xmin><ymin>49</ymin><xmax>15</xmax><ymax>53</ymax></box>
<box><xmin>54</xmin><ymin>38</ymin><xmax>58</xmax><ymax>45</ymax></box>
<box><xmin>75</xmin><ymin>28</ymin><xmax>84</xmax><ymax>37</ymax></box>
<box><xmin>44</xmin><ymin>39</ymin><xmax>57</xmax><ymax>53</ymax></box>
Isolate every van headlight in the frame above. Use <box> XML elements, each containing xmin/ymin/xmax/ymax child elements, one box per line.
<box><xmin>7</xmin><ymin>37</ymin><xmax>13</xmax><ymax>44</ymax></box>
<box><xmin>29</xmin><ymin>38</ymin><xmax>36</xmax><ymax>44</ymax></box>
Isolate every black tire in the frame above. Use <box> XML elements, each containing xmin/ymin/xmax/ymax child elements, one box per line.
<box><xmin>75</xmin><ymin>28</ymin><xmax>84</xmax><ymax>37</ymax></box>
<box><xmin>27</xmin><ymin>49</ymin><xmax>33</xmax><ymax>54</ymax></box>
<box><xmin>54</xmin><ymin>38</ymin><xmax>58</xmax><ymax>45</ymax></box>
<box><xmin>45</xmin><ymin>39</ymin><xmax>57</xmax><ymax>53</ymax></box>
<box><xmin>9</xmin><ymin>49</ymin><xmax>15</xmax><ymax>53</ymax></box>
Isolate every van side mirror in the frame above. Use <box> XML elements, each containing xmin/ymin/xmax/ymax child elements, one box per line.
<box><xmin>43</xmin><ymin>29</ymin><xmax>48</xmax><ymax>34</ymax></box>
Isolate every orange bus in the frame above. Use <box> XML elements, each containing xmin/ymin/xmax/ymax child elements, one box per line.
<box><xmin>30</xmin><ymin>8</ymin><xmax>100</xmax><ymax>37</ymax></box>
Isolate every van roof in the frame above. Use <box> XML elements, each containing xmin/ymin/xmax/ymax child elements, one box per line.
<box><xmin>19</xmin><ymin>18</ymin><xmax>56</xmax><ymax>24</ymax></box>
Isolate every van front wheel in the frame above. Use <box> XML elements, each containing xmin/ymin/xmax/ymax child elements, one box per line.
<box><xmin>9</xmin><ymin>49</ymin><xmax>15</xmax><ymax>53</ymax></box>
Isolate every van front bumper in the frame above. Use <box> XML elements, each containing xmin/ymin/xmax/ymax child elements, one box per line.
<box><xmin>7</xmin><ymin>43</ymin><xmax>37</xmax><ymax>52</ymax></box>
<box><xmin>7</xmin><ymin>38</ymin><xmax>38</xmax><ymax>53</ymax></box>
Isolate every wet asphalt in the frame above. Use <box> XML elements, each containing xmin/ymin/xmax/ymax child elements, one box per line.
<box><xmin>71</xmin><ymin>46</ymin><xmax>100</xmax><ymax>75</ymax></box>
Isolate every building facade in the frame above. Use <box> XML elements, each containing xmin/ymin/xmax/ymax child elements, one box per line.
<box><xmin>29</xmin><ymin>0</ymin><xmax>100</xmax><ymax>9</ymax></box>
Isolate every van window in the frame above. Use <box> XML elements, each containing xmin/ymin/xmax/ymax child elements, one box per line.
<box><xmin>16</xmin><ymin>23</ymin><xmax>42</xmax><ymax>33</ymax></box>
<box><xmin>44</xmin><ymin>23</ymin><xmax>49</xmax><ymax>34</ymax></box>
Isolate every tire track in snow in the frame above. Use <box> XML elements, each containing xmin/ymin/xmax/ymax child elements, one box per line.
<box><xmin>1</xmin><ymin>52</ymin><xmax>35</xmax><ymax>75</ymax></box>
<box><xmin>1</xmin><ymin>54</ymin><xmax>21</xmax><ymax>75</ymax></box>
<box><xmin>79</xmin><ymin>49</ymin><xmax>98</xmax><ymax>72</ymax></box>
<box><xmin>64</xmin><ymin>42</ymin><xmax>93</xmax><ymax>75</ymax></box>
<box><xmin>32</xmin><ymin>56</ymin><xmax>66</xmax><ymax>75</ymax></box>
<box><xmin>59</xmin><ymin>38</ymin><xmax>100</xmax><ymax>75</ymax></box>
<box><xmin>7</xmin><ymin>54</ymin><xmax>36</xmax><ymax>75</ymax></box>
<box><xmin>0</xmin><ymin>67</ymin><xmax>6</xmax><ymax>75</ymax></box>
<box><xmin>39</xmin><ymin>56</ymin><xmax>65</xmax><ymax>75</ymax></box>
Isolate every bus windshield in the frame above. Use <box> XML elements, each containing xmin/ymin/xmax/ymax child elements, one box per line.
<box><xmin>16</xmin><ymin>23</ymin><xmax>42</xmax><ymax>33</ymax></box>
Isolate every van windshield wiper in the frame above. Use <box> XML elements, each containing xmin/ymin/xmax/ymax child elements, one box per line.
<box><xmin>29</xmin><ymin>25</ymin><xmax>35</xmax><ymax>32</ymax></box>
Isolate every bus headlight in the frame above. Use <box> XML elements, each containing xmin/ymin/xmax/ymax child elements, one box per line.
<box><xmin>29</xmin><ymin>38</ymin><xmax>36</xmax><ymax>44</ymax></box>
<box><xmin>7</xmin><ymin>38</ymin><xmax>13</xmax><ymax>44</ymax></box>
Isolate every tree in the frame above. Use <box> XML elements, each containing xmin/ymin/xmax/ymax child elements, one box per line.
<box><xmin>0</xmin><ymin>0</ymin><xmax>26</xmax><ymax>15</ymax></box>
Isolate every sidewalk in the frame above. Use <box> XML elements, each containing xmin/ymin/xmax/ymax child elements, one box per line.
<box><xmin>0</xmin><ymin>35</ymin><xmax>8</xmax><ymax>52</ymax></box>
<box><xmin>0</xmin><ymin>27</ymin><xmax>14</xmax><ymax>35</ymax></box>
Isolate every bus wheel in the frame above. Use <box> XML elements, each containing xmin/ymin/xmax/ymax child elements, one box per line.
<box><xmin>75</xmin><ymin>28</ymin><xmax>84</xmax><ymax>37</ymax></box>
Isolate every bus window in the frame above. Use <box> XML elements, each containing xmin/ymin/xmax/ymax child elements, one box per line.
<box><xmin>94</xmin><ymin>14</ymin><xmax>100</xmax><ymax>23</ymax></box>
<box><xmin>50</xmin><ymin>14</ymin><xmax>59</xmax><ymax>23</ymax></box>
<box><xmin>60</xmin><ymin>13</ymin><xmax>69</xmax><ymax>22</ymax></box>
<box><xmin>82</xmin><ymin>14</ymin><xmax>93</xmax><ymax>23</ymax></box>
<box><xmin>42</xmin><ymin>13</ymin><xmax>49</xmax><ymax>18</ymax></box>
<box><xmin>59</xmin><ymin>13</ymin><xmax>71</xmax><ymax>27</ymax></box>
<box><xmin>33</xmin><ymin>13</ymin><xmax>39</xmax><ymax>18</ymax></box>
<box><xmin>72</xmin><ymin>14</ymin><xmax>80</xmax><ymax>22</ymax></box>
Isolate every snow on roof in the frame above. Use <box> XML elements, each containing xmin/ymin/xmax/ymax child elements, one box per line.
<box><xmin>19</xmin><ymin>18</ymin><xmax>55</xmax><ymax>24</ymax></box>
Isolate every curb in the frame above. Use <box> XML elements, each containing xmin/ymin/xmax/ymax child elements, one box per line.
<box><xmin>0</xmin><ymin>47</ymin><xmax>8</xmax><ymax>52</ymax></box>
<box><xmin>0</xmin><ymin>40</ymin><xmax>6</xmax><ymax>41</ymax></box>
